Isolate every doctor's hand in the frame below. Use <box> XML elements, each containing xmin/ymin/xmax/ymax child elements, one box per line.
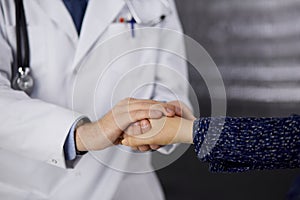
<box><xmin>75</xmin><ymin>98</ymin><xmax>176</xmax><ymax>152</ymax></box>
<box><xmin>168</xmin><ymin>100</ymin><xmax>196</xmax><ymax>120</ymax></box>
<box><xmin>121</xmin><ymin>116</ymin><xmax>194</xmax><ymax>147</ymax></box>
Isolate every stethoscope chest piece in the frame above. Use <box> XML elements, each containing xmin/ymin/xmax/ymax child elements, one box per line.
<box><xmin>12</xmin><ymin>67</ymin><xmax>34</xmax><ymax>95</ymax></box>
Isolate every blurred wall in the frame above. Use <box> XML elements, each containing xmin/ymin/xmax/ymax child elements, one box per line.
<box><xmin>178</xmin><ymin>0</ymin><xmax>300</xmax><ymax>117</ymax></box>
<box><xmin>156</xmin><ymin>1</ymin><xmax>300</xmax><ymax>199</ymax></box>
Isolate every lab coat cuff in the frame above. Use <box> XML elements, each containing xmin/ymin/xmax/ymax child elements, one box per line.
<box><xmin>64</xmin><ymin>116</ymin><xmax>91</xmax><ymax>161</ymax></box>
<box><xmin>156</xmin><ymin>144</ymin><xmax>178</xmax><ymax>154</ymax></box>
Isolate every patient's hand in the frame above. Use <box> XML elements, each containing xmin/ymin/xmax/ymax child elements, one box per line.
<box><xmin>122</xmin><ymin>116</ymin><xmax>194</xmax><ymax>147</ymax></box>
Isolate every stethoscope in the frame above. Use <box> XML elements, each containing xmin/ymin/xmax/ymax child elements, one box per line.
<box><xmin>12</xmin><ymin>0</ymin><xmax>172</xmax><ymax>95</ymax></box>
<box><xmin>12</xmin><ymin>0</ymin><xmax>34</xmax><ymax>95</ymax></box>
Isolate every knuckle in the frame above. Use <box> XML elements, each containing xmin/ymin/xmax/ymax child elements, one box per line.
<box><xmin>122</xmin><ymin>97</ymin><xmax>132</xmax><ymax>104</ymax></box>
<box><xmin>128</xmin><ymin>97</ymin><xmax>136</xmax><ymax>103</ymax></box>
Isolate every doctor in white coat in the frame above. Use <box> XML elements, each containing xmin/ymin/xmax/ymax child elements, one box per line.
<box><xmin>0</xmin><ymin>0</ymin><xmax>191</xmax><ymax>199</ymax></box>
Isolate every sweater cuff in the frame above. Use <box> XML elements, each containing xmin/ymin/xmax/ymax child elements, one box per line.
<box><xmin>193</xmin><ymin>118</ymin><xmax>209</xmax><ymax>158</ymax></box>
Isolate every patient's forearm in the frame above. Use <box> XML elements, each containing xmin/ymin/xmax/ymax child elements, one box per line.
<box><xmin>194</xmin><ymin>115</ymin><xmax>300</xmax><ymax>172</ymax></box>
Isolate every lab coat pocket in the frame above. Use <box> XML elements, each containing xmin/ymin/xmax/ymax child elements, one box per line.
<box><xmin>102</xmin><ymin>22</ymin><xmax>161</xmax><ymax>49</ymax></box>
<box><xmin>5</xmin><ymin>25</ymin><xmax>45</xmax><ymax>71</ymax></box>
<box><xmin>101</xmin><ymin>22</ymin><xmax>161</xmax><ymax>71</ymax></box>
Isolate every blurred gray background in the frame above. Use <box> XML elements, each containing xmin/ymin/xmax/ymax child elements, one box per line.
<box><xmin>156</xmin><ymin>0</ymin><xmax>300</xmax><ymax>199</ymax></box>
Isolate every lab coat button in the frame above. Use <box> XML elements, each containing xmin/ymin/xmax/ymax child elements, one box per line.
<box><xmin>51</xmin><ymin>159</ymin><xmax>58</xmax><ymax>164</ymax></box>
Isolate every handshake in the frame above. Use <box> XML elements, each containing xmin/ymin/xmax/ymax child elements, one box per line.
<box><xmin>75</xmin><ymin>98</ymin><xmax>196</xmax><ymax>152</ymax></box>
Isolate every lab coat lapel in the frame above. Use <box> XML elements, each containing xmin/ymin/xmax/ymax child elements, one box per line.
<box><xmin>73</xmin><ymin>0</ymin><xmax>125</xmax><ymax>68</ymax></box>
<box><xmin>36</xmin><ymin>0</ymin><xmax>78</xmax><ymax>44</ymax></box>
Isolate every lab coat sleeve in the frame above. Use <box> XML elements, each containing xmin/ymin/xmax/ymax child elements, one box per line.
<box><xmin>0</xmin><ymin>11</ymin><xmax>83</xmax><ymax>169</ymax></box>
<box><xmin>153</xmin><ymin>0</ymin><xmax>192</xmax><ymax>154</ymax></box>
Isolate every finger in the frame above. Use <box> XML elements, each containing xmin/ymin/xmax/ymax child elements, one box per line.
<box><xmin>120</xmin><ymin>98</ymin><xmax>165</xmax><ymax>107</ymax></box>
<box><xmin>140</xmin><ymin>119</ymin><xmax>151</xmax><ymax>133</ymax></box>
<box><xmin>122</xmin><ymin>135</ymin><xmax>152</xmax><ymax>147</ymax></box>
<box><xmin>128</xmin><ymin>103</ymin><xmax>175</xmax><ymax>116</ymax></box>
<box><xmin>137</xmin><ymin>145</ymin><xmax>151</xmax><ymax>152</ymax></box>
<box><xmin>114</xmin><ymin>110</ymin><xmax>160</xmax><ymax>131</ymax></box>
<box><xmin>118</xmin><ymin>99</ymin><xmax>176</xmax><ymax>116</ymax></box>
<box><xmin>123</xmin><ymin>135</ymin><xmax>140</xmax><ymax>150</ymax></box>
<box><xmin>132</xmin><ymin>119</ymin><xmax>151</xmax><ymax>155</ymax></box>
<box><xmin>149</xmin><ymin>103</ymin><xmax>175</xmax><ymax>117</ymax></box>
<box><xmin>168</xmin><ymin>101</ymin><xmax>183</xmax><ymax>116</ymax></box>
<box><xmin>131</xmin><ymin>146</ymin><xmax>138</xmax><ymax>151</ymax></box>
<box><xmin>123</xmin><ymin>134</ymin><xmax>148</xmax><ymax>151</ymax></box>
<box><xmin>129</xmin><ymin>110</ymin><xmax>163</xmax><ymax>122</ymax></box>
<box><xmin>168</xmin><ymin>101</ymin><xmax>196</xmax><ymax>120</ymax></box>
<box><xmin>132</xmin><ymin>121</ymin><xmax>142</xmax><ymax>135</ymax></box>
<box><xmin>113</xmin><ymin>101</ymin><xmax>176</xmax><ymax>130</ymax></box>
<box><xmin>124</xmin><ymin>123</ymin><xmax>135</xmax><ymax>135</ymax></box>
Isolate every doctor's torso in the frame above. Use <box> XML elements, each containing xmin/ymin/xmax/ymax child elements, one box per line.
<box><xmin>0</xmin><ymin>0</ymin><xmax>187</xmax><ymax>199</ymax></box>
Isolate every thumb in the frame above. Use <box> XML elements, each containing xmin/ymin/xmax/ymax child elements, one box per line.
<box><xmin>122</xmin><ymin>133</ymin><xmax>153</xmax><ymax>147</ymax></box>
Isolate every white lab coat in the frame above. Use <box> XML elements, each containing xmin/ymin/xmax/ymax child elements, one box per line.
<box><xmin>0</xmin><ymin>0</ymin><xmax>190</xmax><ymax>199</ymax></box>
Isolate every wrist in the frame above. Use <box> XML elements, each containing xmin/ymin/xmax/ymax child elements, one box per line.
<box><xmin>75</xmin><ymin>120</ymin><xmax>119</xmax><ymax>151</ymax></box>
<box><xmin>178</xmin><ymin>119</ymin><xmax>194</xmax><ymax>144</ymax></box>
<box><xmin>75</xmin><ymin>122</ymin><xmax>92</xmax><ymax>152</ymax></box>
